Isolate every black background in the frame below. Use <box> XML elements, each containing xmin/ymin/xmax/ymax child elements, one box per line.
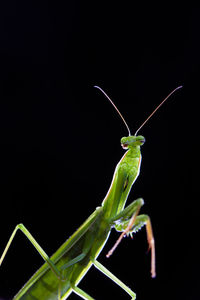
<box><xmin>0</xmin><ymin>2</ymin><xmax>199</xmax><ymax>300</ymax></box>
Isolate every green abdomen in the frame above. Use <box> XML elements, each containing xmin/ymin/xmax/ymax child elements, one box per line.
<box><xmin>14</xmin><ymin>209</ymin><xmax>110</xmax><ymax>300</ymax></box>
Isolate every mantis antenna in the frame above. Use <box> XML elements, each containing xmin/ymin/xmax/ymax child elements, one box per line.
<box><xmin>94</xmin><ymin>85</ymin><xmax>183</xmax><ymax>137</ymax></box>
<box><xmin>94</xmin><ymin>86</ymin><xmax>131</xmax><ymax>136</ymax></box>
<box><xmin>134</xmin><ymin>85</ymin><xmax>183</xmax><ymax>136</ymax></box>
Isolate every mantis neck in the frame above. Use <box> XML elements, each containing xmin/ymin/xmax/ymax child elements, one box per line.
<box><xmin>102</xmin><ymin>146</ymin><xmax>142</xmax><ymax>220</ymax></box>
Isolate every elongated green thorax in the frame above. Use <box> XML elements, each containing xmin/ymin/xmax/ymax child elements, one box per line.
<box><xmin>102</xmin><ymin>135</ymin><xmax>145</xmax><ymax>220</ymax></box>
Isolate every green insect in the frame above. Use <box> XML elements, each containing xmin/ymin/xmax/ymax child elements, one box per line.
<box><xmin>0</xmin><ymin>85</ymin><xmax>182</xmax><ymax>300</ymax></box>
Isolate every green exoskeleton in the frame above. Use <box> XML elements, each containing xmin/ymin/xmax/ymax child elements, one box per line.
<box><xmin>0</xmin><ymin>85</ymin><xmax>182</xmax><ymax>300</ymax></box>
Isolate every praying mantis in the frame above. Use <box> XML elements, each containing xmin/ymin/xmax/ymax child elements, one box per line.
<box><xmin>0</xmin><ymin>85</ymin><xmax>182</xmax><ymax>300</ymax></box>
